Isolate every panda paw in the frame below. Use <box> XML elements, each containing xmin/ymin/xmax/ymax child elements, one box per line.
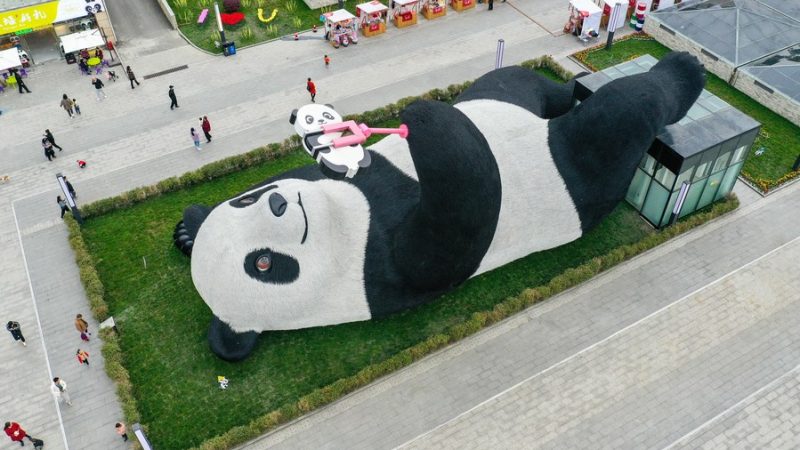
<box><xmin>173</xmin><ymin>220</ymin><xmax>194</xmax><ymax>256</ymax></box>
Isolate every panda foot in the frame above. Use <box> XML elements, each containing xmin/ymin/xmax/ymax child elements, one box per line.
<box><xmin>208</xmin><ymin>315</ymin><xmax>259</xmax><ymax>361</ymax></box>
<box><xmin>173</xmin><ymin>220</ymin><xmax>194</xmax><ymax>256</ymax></box>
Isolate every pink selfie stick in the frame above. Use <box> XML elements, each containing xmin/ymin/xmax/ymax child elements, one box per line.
<box><xmin>323</xmin><ymin>121</ymin><xmax>409</xmax><ymax>148</ymax></box>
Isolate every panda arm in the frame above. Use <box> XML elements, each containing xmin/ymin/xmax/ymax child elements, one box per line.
<box><xmin>392</xmin><ymin>100</ymin><xmax>502</xmax><ymax>291</ymax></box>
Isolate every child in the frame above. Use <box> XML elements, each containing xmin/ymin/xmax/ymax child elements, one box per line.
<box><xmin>77</xmin><ymin>159</ymin><xmax>87</xmax><ymax>169</ymax></box>
<box><xmin>191</xmin><ymin>128</ymin><xmax>201</xmax><ymax>151</ymax></box>
<box><xmin>324</xmin><ymin>54</ymin><xmax>330</xmax><ymax>67</ymax></box>
<box><xmin>76</xmin><ymin>349</ymin><xmax>89</xmax><ymax>366</ymax></box>
<box><xmin>115</xmin><ymin>422</ymin><xmax>128</xmax><ymax>442</ymax></box>
<box><xmin>72</xmin><ymin>98</ymin><xmax>81</xmax><ymax>115</ymax></box>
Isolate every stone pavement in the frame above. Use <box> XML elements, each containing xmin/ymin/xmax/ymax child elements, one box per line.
<box><xmin>0</xmin><ymin>2</ymin><xmax>611</xmax><ymax>449</ymax></box>
<box><xmin>244</xmin><ymin>171</ymin><xmax>800</xmax><ymax>450</ymax></box>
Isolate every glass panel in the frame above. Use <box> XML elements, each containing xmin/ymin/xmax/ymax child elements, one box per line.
<box><xmin>694</xmin><ymin>161</ymin><xmax>711</xmax><ymax>180</ymax></box>
<box><xmin>639</xmin><ymin>154</ymin><xmax>657</xmax><ymax>175</ymax></box>
<box><xmin>679</xmin><ymin>180</ymin><xmax>706</xmax><ymax>218</ymax></box>
<box><xmin>626</xmin><ymin>168</ymin><xmax>651</xmax><ymax>210</ymax></box>
<box><xmin>716</xmin><ymin>162</ymin><xmax>743</xmax><ymax>201</ymax></box>
<box><xmin>661</xmin><ymin>190</ymin><xmax>681</xmax><ymax>227</ymax></box>
<box><xmin>654</xmin><ymin>164</ymin><xmax>677</xmax><ymax>189</ymax></box>
<box><xmin>642</xmin><ymin>182</ymin><xmax>670</xmax><ymax>226</ymax></box>
<box><xmin>697</xmin><ymin>171</ymin><xmax>725</xmax><ymax>210</ymax></box>
<box><xmin>730</xmin><ymin>143</ymin><xmax>750</xmax><ymax>164</ymax></box>
<box><xmin>712</xmin><ymin>150</ymin><xmax>732</xmax><ymax>173</ymax></box>
<box><xmin>674</xmin><ymin>167</ymin><xmax>694</xmax><ymax>190</ymax></box>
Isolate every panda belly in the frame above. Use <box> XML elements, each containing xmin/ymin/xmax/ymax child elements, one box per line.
<box><xmin>455</xmin><ymin>99</ymin><xmax>583</xmax><ymax>275</ymax></box>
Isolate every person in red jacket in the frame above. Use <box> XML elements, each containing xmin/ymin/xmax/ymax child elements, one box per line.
<box><xmin>200</xmin><ymin>116</ymin><xmax>212</xmax><ymax>143</ymax></box>
<box><xmin>306</xmin><ymin>78</ymin><xmax>316</xmax><ymax>103</ymax></box>
<box><xmin>4</xmin><ymin>421</ymin><xmax>33</xmax><ymax>446</ymax></box>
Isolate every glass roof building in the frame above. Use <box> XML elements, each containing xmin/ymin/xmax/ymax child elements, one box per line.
<box><xmin>645</xmin><ymin>0</ymin><xmax>800</xmax><ymax>127</ymax></box>
<box><xmin>574</xmin><ymin>55</ymin><xmax>761</xmax><ymax>228</ymax></box>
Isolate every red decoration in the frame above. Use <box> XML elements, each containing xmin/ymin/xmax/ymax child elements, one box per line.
<box><xmin>220</xmin><ymin>12</ymin><xmax>245</xmax><ymax>26</ymax></box>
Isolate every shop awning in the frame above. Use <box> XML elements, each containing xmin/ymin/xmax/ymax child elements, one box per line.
<box><xmin>357</xmin><ymin>1</ymin><xmax>388</xmax><ymax>14</ymax></box>
<box><xmin>59</xmin><ymin>29</ymin><xmax>105</xmax><ymax>54</ymax></box>
<box><xmin>0</xmin><ymin>48</ymin><xmax>22</xmax><ymax>71</ymax></box>
<box><xmin>324</xmin><ymin>9</ymin><xmax>357</xmax><ymax>23</ymax></box>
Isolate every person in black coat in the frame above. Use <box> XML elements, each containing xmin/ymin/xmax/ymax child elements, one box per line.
<box><xmin>13</xmin><ymin>69</ymin><xmax>30</xmax><ymax>93</ymax></box>
<box><xmin>6</xmin><ymin>321</ymin><xmax>26</xmax><ymax>346</ymax></box>
<box><xmin>169</xmin><ymin>85</ymin><xmax>179</xmax><ymax>110</ymax></box>
<box><xmin>64</xmin><ymin>176</ymin><xmax>76</xmax><ymax>199</ymax></box>
<box><xmin>44</xmin><ymin>129</ymin><xmax>63</xmax><ymax>151</ymax></box>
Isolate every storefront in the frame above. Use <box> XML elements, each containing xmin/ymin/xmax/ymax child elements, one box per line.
<box><xmin>0</xmin><ymin>0</ymin><xmax>108</xmax><ymax>65</ymax></box>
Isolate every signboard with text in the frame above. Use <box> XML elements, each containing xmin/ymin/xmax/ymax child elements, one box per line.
<box><xmin>0</xmin><ymin>0</ymin><xmax>106</xmax><ymax>36</ymax></box>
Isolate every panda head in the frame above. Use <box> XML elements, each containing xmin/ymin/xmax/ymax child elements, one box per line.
<box><xmin>190</xmin><ymin>177</ymin><xmax>372</xmax><ymax>333</ymax></box>
<box><xmin>290</xmin><ymin>103</ymin><xmax>341</xmax><ymax>137</ymax></box>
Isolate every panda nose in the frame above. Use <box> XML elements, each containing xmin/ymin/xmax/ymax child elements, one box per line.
<box><xmin>268</xmin><ymin>192</ymin><xmax>287</xmax><ymax>217</ymax></box>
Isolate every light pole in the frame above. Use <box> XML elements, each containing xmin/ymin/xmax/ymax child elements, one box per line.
<box><xmin>605</xmin><ymin>0</ymin><xmax>624</xmax><ymax>50</ymax></box>
<box><xmin>215</xmin><ymin>2</ymin><xmax>227</xmax><ymax>47</ymax></box>
<box><xmin>495</xmin><ymin>39</ymin><xmax>505</xmax><ymax>69</ymax></box>
<box><xmin>56</xmin><ymin>173</ymin><xmax>82</xmax><ymax>225</ymax></box>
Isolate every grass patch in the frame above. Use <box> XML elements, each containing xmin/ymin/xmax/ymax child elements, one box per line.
<box><xmin>171</xmin><ymin>0</ymin><xmax>359</xmax><ymax>53</ymax></box>
<box><xmin>574</xmin><ymin>35</ymin><xmax>800</xmax><ymax>192</ymax></box>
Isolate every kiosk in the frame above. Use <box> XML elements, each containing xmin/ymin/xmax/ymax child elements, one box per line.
<box><xmin>357</xmin><ymin>1</ymin><xmax>388</xmax><ymax>37</ymax></box>
<box><xmin>451</xmin><ymin>0</ymin><xmax>475</xmax><ymax>12</ymax></box>
<box><xmin>323</xmin><ymin>9</ymin><xmax>359</xmax><ymax>48</ymax></box>
<box><xmin>422</xmin><ymin>0</ymin><xmax>447</xmax><ymax>20</ymax></box>
<box><xmin>565</xmin><ymin>0</ymin><xmax>602</xmax><ymax>38</ymax></box>
<box><xmin>392</xmin><ymin>0</ymin><xmax>419</xmax><ymax>28</ymax></box>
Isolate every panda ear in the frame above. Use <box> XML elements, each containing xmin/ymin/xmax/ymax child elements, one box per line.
<box><xmin>289</xmin><ymin>109</ymin><xmax>298</xmax><ymax>125</ymax></box>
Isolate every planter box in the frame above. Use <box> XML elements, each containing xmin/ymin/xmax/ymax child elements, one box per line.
<box><xmin>362</xmin><ymin>22</ymin><xmax>386</xmax><ymax>36</ymax></box>
<box><xmin>451</xmin><ymin>0</ymin><xmax>474</xmax><ymax>11</ymax></box>
<box><xmin>422</xmin><ymin>4</ymin><xmax>446</xmax><ymax>19</ymax></box>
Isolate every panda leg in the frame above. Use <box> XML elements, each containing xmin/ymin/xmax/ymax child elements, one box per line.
<box><xmin>208</xmin><ymin>315</ymin><xmax>259</xmax><ymax>361</ymax></box>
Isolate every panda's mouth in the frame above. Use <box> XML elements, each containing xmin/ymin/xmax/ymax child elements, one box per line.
<box><xmin>298</xmin><ymin>192</ymin><xmax>308</xmax><ymax>244</ymax></box>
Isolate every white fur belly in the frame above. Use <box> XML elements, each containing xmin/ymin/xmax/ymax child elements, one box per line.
<box><xmin>456</xmin><ymin>99</ymin><xmax>583</xmax><ymax>275</ymax></box>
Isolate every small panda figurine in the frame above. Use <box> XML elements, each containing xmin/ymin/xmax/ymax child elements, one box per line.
<box><xmin>174</xmin><ymin>52</ymin><xmax>705</xmax><ymax>361</ymax></box>
<box><xmin>290</xmin><ymin>103</ymin><xmax>370</xmax><ymax>179</ymax></box>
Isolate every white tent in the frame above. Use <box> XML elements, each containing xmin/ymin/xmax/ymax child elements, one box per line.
<box><xmin>0</xmin><ymin>48</ymin><xmax>22</xmax><ymax>71</ymax></box>
<box><xmin>570</xmin><ymin>0</ymin><xmax>602</xmax><ymax>35</ymax></box>
<box><xmin>60</xmin><ymin>29</ymin><xmax>105</xmax><ymax>54</ymax></box>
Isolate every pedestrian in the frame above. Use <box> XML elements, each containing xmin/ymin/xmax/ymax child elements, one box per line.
<box><xmin>488</xmin><ymin>0</ymin><xmax>493</xmax><ymax>10</ymax></box>
<box><xmin>200</xmin><ymin>116</ymin><xmax>212</xmax><ymax>142</ymax></box>
<box><xmin>169</xmin><ymin>85</ymin><xmax>179</xmax><ymax>109</ymax></box>
<box><xmin>76</xmin><ymin>349</ymin><xmax>90</xmax><ymax>366</ymax></box>
<box><xmin>57</xmin><ymin>196</ymin><xmax>70</xmax><ymax>218</ymax></box>
<box><xmin>13</xmin><ymin>69</ymin><xmax>30</xmax><ymax>94</ymax></box>
<box><xmin>75</xmin><ymin>313</ymin><xmax>90</xmax><ymax>341</ymax></box>
<box><xmin>6</xmin><ymin>321</ymin><xmax>26</xmax><ymax>346</ymax></box>
<box><xmin>324</xmin><ymin>54</ymin><xmax>330</xmax><ymax>67</ymax></box>
<box><xmin>45</xmin><ymin>129</ymin><xmax>63</xmax><ymax>151</ymax></box>
<box><xmin>73</xmin><ymin>98</ymin><xmax>81</xmax><ymax>115</ymax></box>
<box><xmin>77</xmin><ymin>159</ymin><xmax>87</xmax><ymax>169</ymax></box>
<box><xmin>306</xmin><ymin>77</ymin><xmax>316</xmax><ymax>103</ymax></box>
<box><xmin>50</xmin><ymin>377</ymin><xmax>73</xmax><ymax>406</ymax></box>
<box><xmin>126</xmin><ymin>66</ymin><xmax>140</xmax><ymax>89</ymax></box>
<box><xmin>60</xmin><ymin>94</ymin><xmax>74</xmax><ymax>118</ymax></box>
<box><xmin>4</xmin><ymin>422</ymin><xmax>35</xmax><ymax>446</ymax></box>
<box><xmin>115</xmin><ymin>422</ymin><xmax>128</xmax><ymax>442</ymax></box>
<box><xmin>191</xmin><ymin>127</ymin><xmax>201</xmax><ymax>150</ymax></box>
<box><xmin>64</xmin><ymin>176</ymin><xmax>76</xmax><ymax>199</ymax></box>
<box><xmin>91</xmin><ymin>77</ymin><xmax>107</xmax><ymax>101</ymax></box>
<box><xmin>43</xmin><ymin>138</ymin><xmax>56</xmax><ymax>161</ymax></box>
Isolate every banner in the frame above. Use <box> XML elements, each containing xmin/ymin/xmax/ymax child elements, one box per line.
<box><xmin>0</xmin><ymin>0</ymin><xmax>106</xmax><ymax>36</ymax></box>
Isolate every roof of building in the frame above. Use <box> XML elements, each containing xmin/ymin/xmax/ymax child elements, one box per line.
<box><xmin>739</xmin><ymin>43</ymin><xmax>800</xmax><ymax>103</ymax></box>
<box><xmin>652</xmin><ymin>0</ymin><xmax>800</xmax><ymax>67</ymax></box>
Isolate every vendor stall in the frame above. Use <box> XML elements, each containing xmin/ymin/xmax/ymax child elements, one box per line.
<box><xmin>59</xmin><ymin>29</ymin><xmax>104</xmax><ymax>54</ymax></box>
<box><xmin>451</xmin><ymin>0</ymin><xmax>475</xmax><ymax>12</ymax></box>
<box><xmin>323</xmin><ymin>10</ymin><xmax>359</xmax><ymax>48</ymax></box>
<box><xmin>0</xmin><ymin>48</ymin><xmax>22</xmax><ymax>72</ymax></box>
<box><xmin>565</xmin><ymin>0</ymin><xmax>602</xmax><ymax>39</ymax></box>
<box><xmin>357</xmin><ymin>1</ymin><xmax>388</xmax><ymax>37</ymax></box>
<box><xmin>422</xmin><ymin>0</ymin><xmax>447</xmax><ymax>19</ymax></box>
<box><xmin>392</xmin><ymin>0</ymin><xmax>419</xmax><ymax>28</ymax></box>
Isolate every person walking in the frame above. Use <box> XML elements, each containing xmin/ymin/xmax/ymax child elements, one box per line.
<box><xmin>75</xmin><ymin>313</ymin><xmax>90</xmax><ymax>341</ymax></box>
<box><xmin>91</xmin><ymin>77</ymin><xmax>107</xmax><ymax>101</ymax></box>
<box><xmin>76</xmin><ymin>349</ymin><xmax>90</xmax><ymax>366</ymax></box>
<box><xmin>115</xmin><ymin>422</ymin><xmax>128</xmax><ymax>442</ymax></box>
<box><xmin>127</xmin><ymin>66</ymin><xmax>140</xmax><ymax>89</ymax></box>
<box><xmin>324</xmin><ymin>54</ymin><xmax>330</xmax><ymax>67</ymax></box>
<box><xmin>57</xmin><ymin>196</ymin><xmax>70</xmax><ymax>218</ymax></box>
<box><xmin>44</xmin><ymin>129</ymin><xmax>63</xmax><ymax>152</ymax></box>
<box><xmin>13</xmin><ymin>69</ymin><xmax>30</xmax><ymax>94</ymax></box>
<box><xmin>6</xmin><ymin>321</ymin><xmax>26</xmax><ymax>346</ymax></box>
<box><xmin>488</xmin><ymin>0</ymin><xmax>493</xmax><ymax>10</ymax></box>
<box><xmin>169</xmin><ymin>85</ymin><xmax>179</xmax><ymax>109</ymax></box>
<box><xmin>42</xmin><ymin>138</ymin><xmax>56</xmax><ymax>161</ymax></box>
<box><xmin>60</xmin><ymin>94</ymin><xmax>74</xmax><ymax>118</ymax></box>
<box><xmin>4</xmin><ymin>422</ymin><xmax>34</xmax><ymax>446</ymax></box>
<box><xmin>306</xmin><ymin>78</ymin><xmax>316</xmax><ymax>103</ymax></box>
<box><xmin>50</xmin><ymin>377</ymin><xmax>72</xmax><ymax>406</ymax></box>
<box><xmin>73</xmin><ymin>98</ymin><xmax>81</xmax><ymax>115</ymax></box>
<box><xmin>64</xmin><ymin>176</ymin><xmax>76</xmax><ymax>199</ymax></box>
<box><xmin>200</xmin><ymin>116</ymin><xmax>212</xmax><ymax>143</ymax></box>
<box><xmin>191</xmin><ymin>127</ymin><xmax>201</xmax><ymax>151</ymax></box>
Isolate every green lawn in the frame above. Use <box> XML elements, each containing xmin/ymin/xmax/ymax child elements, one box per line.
<box><xmin>577</xmin><ymin>36</ymin><xmax>800</xmax><ymax>186</ymax></box>
<box><xmin>82</xmin><ymin>149</ymin><xmax>653</xmax><ymax>449</ymax></box>
<box><xmin>170</xmin><ymin>0</ymin><xmax>361</xmax><ymax>53</ymax></box>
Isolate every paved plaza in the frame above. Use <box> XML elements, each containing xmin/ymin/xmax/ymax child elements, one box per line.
<box><xmin>0</xmin><ymin>0</ymin><xmax>798</xmax><ymax>449</ymax></box>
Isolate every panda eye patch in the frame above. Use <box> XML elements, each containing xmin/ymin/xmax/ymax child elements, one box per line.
<box><xmin>305</xmin><ymin>115</ymin><xmax>314</xmax><ymax>125</ymax></box>
<box><xmin>229</xmin><ymin>185</ymin><xmax>277</xmax><ymax>208</ymax></box>
<box><xmin>243</xmin><ymin>248</ymin><xmax>299</xmax><ymax>284</ymax></box>
<box><xmin>322</xmin><ymin>112</ymin><xmax>334</xmax><ymax>120</ymax></box>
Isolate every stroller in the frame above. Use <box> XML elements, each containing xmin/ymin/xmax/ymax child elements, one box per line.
<box><xmin>106</xmin><ymin>70</ymin><xmax>119</xmax><ymax>82</ymax></box>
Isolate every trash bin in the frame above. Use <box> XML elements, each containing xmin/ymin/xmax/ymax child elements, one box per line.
<box><xmin>222</xmin><ymin>41</ymin><xmax>236</xmax><ymax>56</ymax></box>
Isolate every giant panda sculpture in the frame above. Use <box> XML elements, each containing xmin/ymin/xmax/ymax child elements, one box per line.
<box><xmin>173</xmin><ymin>52</ymin><xmax>705</xmax><ymax>361</ymax></box>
